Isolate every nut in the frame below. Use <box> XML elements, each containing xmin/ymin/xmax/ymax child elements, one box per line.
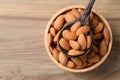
<box><xmin>66</xmin><ymin>60</ymin><xmax>75</xmax><ymax>68</ymax></box>
<box><xmin>70</xmin><ymin>22</ymin><xmax>81</xmax><ymax>32</ymax></box>
<box><xmin>47</xmin><ymin>33</ymin><xmax>53</xmax><ymax>46</ymax></box>
<box><xmin>50</xmin><ymin>27</ymin><xmax>57</xmax><ymax>36</ymax></box>
<box><xmin>103</xmin><ymin>27</ymin><xmax>110</xmax><ymax>44</ymax></box>
<box><xmin>64</xmin><ymin>13</ymin><xmax>76</xmax><ymax>22</ymax></box>
<box><xmin>54</xmin><ymin>15</ymin><xmax>65</xmax><ymax>30</ymax></box>
<box><xmin>94</xmin><ymin>33</ymin><xmax>103</xmax><ymax>39</ymax></box>
<box><xmin>76</xmin><ymin>26</ymin><xmax>90</xmax><ymax>36</ymax></box>
<box><xmin>59</xmin><ymin>38</ymin><xmax>71</xmax><ymax>50</ymax></box>
<box><xmin>52</xmin><ymin>48</ymin><xmax>59</xmax><ymax>61</ymax></box>
<box><xmin>78</xmin><ymin>34</ymin><xmax>87</xmax><ymax>50</ymax></box>
<box><xmin>71</xmin><ymin>9</ymin><xmax>80</xmax><ymax>18</ymax></box>
<box><xmin>87</xmin><ymin>54</ymin><xmax>100</xmax><ymax>63</ymax></box>
<box><xmin>62</xmin><ymin>30</ymin><xmax>77</xmax><ymax>40</ymax></box>
<box><xmin>99</xmin><ymin>40</ymin><xmax>107</xmax><ymax>56</ymax></box>
<box><xmin>87</xmin><ymin>35</ymin><xmax>92</xmax><ymax>49</ymax></box>
<box><xmin>59</xmin><ymin>52</ymin><xmax>68</xmax><ymax>65</ymax></box>
<box><xmin>93</xmin><ymin>22</ymin><xmax>104</xmax><ymax>33</ymax></box>
<box><xmin>69</xmin><ymin>40</ymin><xmax>80</xmax><ymax>50</ymax></box>
<box><xmin>68</xmin><ymin>49</ymin><xmax>84</xmax><ymax>56</ymax></box>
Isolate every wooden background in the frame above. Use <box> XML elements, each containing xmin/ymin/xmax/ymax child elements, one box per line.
<box><xmin>0</xmin><ymin>0</ymin><xmax>119</xmax><ymax>80</ymax></box>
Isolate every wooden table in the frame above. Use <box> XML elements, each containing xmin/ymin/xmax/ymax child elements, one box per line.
<box><xmin>0</xmin><ymin>0</ymin><xmax>119</xmax><ymax>80</ymax></box>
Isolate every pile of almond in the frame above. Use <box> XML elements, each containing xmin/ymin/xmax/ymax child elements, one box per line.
<box><xmin>47</xmin><ymin>8</ymin><xmax>110</xmax><ymax>69</ymax></box>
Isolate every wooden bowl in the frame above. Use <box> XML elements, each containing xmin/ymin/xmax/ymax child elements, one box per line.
<box><xmin>44</xmin><ymin>5</ymin><xmax>113</xmax><ymax>72</ymax></box>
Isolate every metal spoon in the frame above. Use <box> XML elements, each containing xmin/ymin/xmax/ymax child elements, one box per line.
<box><xmin>57</xmin><ymin>0</ymin><xmax>95</xmax><ymax>57</ymax></box>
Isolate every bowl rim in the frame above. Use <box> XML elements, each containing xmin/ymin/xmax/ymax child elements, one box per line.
<box><xmin>44</xmin><ymin>5</ymin><xmax>113</xmax><ymax>73</ymax></box>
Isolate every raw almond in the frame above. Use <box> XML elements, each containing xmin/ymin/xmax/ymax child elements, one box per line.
<box><xmin>47</xmin><ymin>33</ymin><xmax>53</xmax><ymax>46</ymax></box>
<box><xmin>69</xmin><ymin>40</ymin><xmax>80</xmax><ymax>50</ymax></box>
<box><xmin>54</xmin><ymin>15</ymin><xmax>64</xmax><ymax>30</ymax></box>
<box><xmin>77</xmin><ymin>8</ymin><xmax>83</xmax><ymax>14</ymax></box>
<box><xmin>76</xmin><ymin>26</ymin><xmax>90</xmax><ymax>36</ymax></box>
<box><xmin>91</xmin><ymin>16</ymin><xmax>99</xmax><ymax>28</ymax></box>
<box><xmin>70</xmin><ymin>22</ymin><xmax>81</xmax><ymax>32</ymax></box>
<box><xmin>87</xmin><ymin>50</ymin><xmax>95</xmax><ymax>59</ymax></box>
<box><xmin>87</xmin><ymin>35</ymin><xmax>92</xmax><ymax>49</ymax></box>
<box><xmin>64</xmin><ymin>13</ymin><xmax>76</xmax><ymax>22</ymax></box>
<box><xmin>62</xmin><ymin>30</ymin><xmax>77</xmax><ymax>40</ymax></box>
<box><xmin>93</xmin><ymin>22</ymin><xmax>104</xmax><ymax>33</ymax></box>
<box><xmin>87</xmin><ymin>62</ymin><xmax>93</xmax><ymax>67</ymax></box>
<box><xmin>59</xmin><ymin>38</ymin><xmax>70</xmax><ymax>50</ymax></box>
<box><xmin>99</xmin><ymin>40</ymin><xmax>107</xmax><ymax>56</ymax></box>
<box><xmin>87</xmin><ymin>54</ymin><xmax>100</xmax><ymax>63</ymax></box>
<box><xmin>80</xmin><ymin>56</ymin><xmax>87</xmax><ymax>62</ymax></box>
<box><xmin>103</xmin><ymin>27</ymin><xmax>110</xmax><ymax>44</ymax></box>
<box><xmin>66</xmin><ymin>61</ymin><xmax>75</xmax><ymax>68</ymax></box>
<box><xmin>94</xmin><ymin>33</ymin><xmax>103</xmax><ymax>39</ymax></box>
<box><xmin>53</xmin><ymin>31</ymin><xmax>59</xmax><ymax>43</ymax></box>
<box><xmin>59</xmin><ymin>52</ymin><xmax>68</xmax><ymax>65</ymax></box>
<box><xmin>71</xmin><ymin>57</ymin><xmax>82</xmax><ymax>68</ymax></box>
<box><xmin>90</xmin><ymin>12</ymin><xmax>94</xmax><ymax>21</ymax></box>
<box><xmin>92</xmin><ymin>44</ymin><xmax>99</xmax><ymax>53</ymax></box>
<box><xmin>71</xmin><ymin>9</ymin><xmax>80</xmax><ymax>18</ymax></box>
<box><xmin>78</xmin><ymin>34</ymin><xmax>87</xmax><ymax>50</ymax></box>
<box><xmin>50</xmin><ymin>27</ymin><xmax>57</xmax><ymax>36</ymax></box>
<box><xmin>52</xmin><ymin>48</ymin><xmax>59</xmax><ymax>61</ymax></box>
<box><xmin>68</xmin><ymin>49</ymin><xmax>84</xmax><ymax>56</ymax></box>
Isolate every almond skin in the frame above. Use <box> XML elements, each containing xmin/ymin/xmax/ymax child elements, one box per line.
<box><xmin>71</xmin><ymin>57</ymin><xmax>82</xmax><ymax>68</ymax></box>
<box><xmin>103</xmin><ymin>27</ymin><xmax>110</xmax><ymax>44</ymax></box>
<box><xmin>66</xmin><ymin>61</ymin><xmax>75</xmax><ymax>68</ymax></box>
<box><xmin>93</xmin><ymin>22</ymin><xmax>104</xmax><ymax>33</ymax></box>
<box><xmin>59</xmin><ymin>52</ymin><xmax>68</xmax><ymax>65</ymax></box>
<box><xmin>62</xmin><ymin>30</ymin><xmax>77</xmax><ymax>40</ymax></box>
<box><xmin>68</xmin><ymin>49</ymin><xmax>84</xmax><ymax>56</ymax></box>
<box><xmin>59</xmin><ymin>38</ymin><xmax>70</xmax><ymax>50</ymax></box>
<box><xmin>53</xmin><ymin>31</ymin><xmax>59</xmax><ymax>43</ymax></box>
<box><xmin>92</xmin><ymin>44</ymin><xmax>99</xmax><ymax>53</ymax></box>
<box><xmin>54</xmin><ymin>15</ymin><xmax>64</xmax><ymax>30</ymax></box>
<box><xmin>76</xmin><ymin>26</ymin><xmax>90</xmax><ymax>36</ymax></box>
<box><xmin>47</xmin><ymin>33</ymin><xmax>53</xmax><ymax>46</ymax></box>
<box><xmin>94</xmin><ymin>33</ymin><xmax>103</xmax><ymax>39</ymax></box>
<box><xmin>99</xmin><ymin>40</ymin><xmax>107</xmax><ymax>56</ymax></box>
<box><xmin>71</xmin><ymin>9</ymin><xmax>80</xmax><ymax>18</ymax></box>
<box><xmin>78</xmin><ymin>34</ymin><xmax>87</xmax><ymax>50</ymax></box>
<box><xmin>87</xmin><ymin>35</ymin><xmax>92</xmax><ymax>49</ymax></box>
<box><xmin>50</xmin><ymin>27</ymin><xmax>57</xmax><ymax>36</ymax></box>
<box><xmin>69</xmin><ymin>40</ymin><xmax>80</xmax><ymax>50</ymax></box>
<box><xmin>70</xmin><ymin>22</ymin><xmax>81</xmax><ymax>32</ymax></box>
<box><xmin>87</xmin><ymin>55</ymin><xmax>100</xmax><ymax>63</ymax></box>
<box><xmin>64</xmin><ymin>13</ymin><xmax>76</xmax><ymax>22</ymax></box>
<box><xmin>77</xmin><ymin>8</ymin><xmax>83</xmax><ymax>14</ymax></box>
<box><xmin>52</xmin><ymin>48</ymin><xmax>59</xmax><ymax>61</ymax></box>
<box><xmin>91</xmin><ymin>16</ymin><xmax>99</xmax><ymax>28</ymax></box>
<box><xmin>80</xmin><ymin>56</ymin><xmax>87</xmax><ymax>62</ymax></box>
<box><xmin>87</xmin><ymin>50</ymin><xmax>95</xmax><ymax>59</ymax></box>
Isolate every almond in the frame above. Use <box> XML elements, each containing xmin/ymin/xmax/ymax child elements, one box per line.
<box><xmin>62</xmin><ymin>30</ymin><xmax>77</xmax><ymax>40</ymax></box>
<box><xmin>49</xmin><ymin>46</ymin><xmax>53</xmax><ymax>53</ymax></box>
<box><xmin>87</xmin><ymin>50</ymin><xmax>95</xmax><ymax>59</ymax></box>
<box><xmin>78</xmin><ymin>34</ymin><xmax>87</xmax><ymax>50</ymax></box>
<box><xmin>54</xmin><ymin>15</ymin><xmax>64</xmax><ymax>30</ymax></box>
<box><xmin>66</xmin><ymin>61</ymin><xmax>75</xmax><ymax>68</ymax></box>
<box><xmin>71</xmin><ymin>57</ymin><xmax>82</xmax><ymax>68</ymax></box>
<box><xmin>76</xmin><ymin>26</ymin><xmax>90</xmax><ymax>36</ymax></box>
<box><xmin>99</xmin><ymin>40</ymin><xmax>107</xmax><ymax>56</ymax></box>
<box><xmin>68</xmin><ymin>49</ymin><xmax>84</xmax><ymax>56</ymax></box>
<box><xmin>92</xmin><ymin>44</ymin><xmax>99</xmax><ymax>53</ymax></box>
<box><xmin>80</xmin><ymin>56</ymin><xmax>87</xmax><ymax>62</ymax></box>
<box><xmin>90</xmin><ymin>12</ymin><xmax>94</xmax><ymax>21</ymax></box>
<box><xmin>64</xmin><ymin>13</ymin><xmax>76</xmax><ymax>22</ymax></box>
<box><xmin>93</xmin><ymin>22</ymin><xmax>104</xmax><ymax>33</ymax></box>
<box><xmin>91</xmin><ymin>16</ymin><xmax>99</xmax><ymax>28</ymax></box>
<box><xmin>50</xmin><ymin>27</ymin><xmax>57</xmax><ymax>36</ymax></box>
<box><xmin>69</xmin><ymin>40</ymin><xmax>80</xmax><ymax>50</ymax></box>
<box><xmin>71</xmin><ymin>9</ymin><xmax>80</xmax><ymax>18</ymax></box>
<box><xmin>87</xmin><ymin>54</ymin><xmax>100</xmax><ymax>63</ymax></box>
<box><xmin>59</xmin><ymin>52</ymin><xmax>68</xmax><ymax>65</ymax></box>
<box><xmin>94</xmin><ymin>33</ymin><xmax>103</xmax><ymax>39</ymax></box>
<box><xmin>77</xmin><ymin>8</ymin><xmax>83</xmax><ymax>14</ymax></box>
<box><xmin>52</xmin><ymin>48</ymin><xmax>59</xmax><ymax>61</ymax></box>
<box><xmin>87</xmin><ymin>62</ymin><xmax>93</xmax><ymax>67</ymax></box>
<box><xmin>80</xmin><ymin>62</ymin><xmax>87</xmax><ymax>69</ymax></box>
<box><xmin>70</xmin><ymin>22</ymin><xmax>81</xmax><ymax>32</ymax></box>
<box><xmin>47</xmin><ymin>33</ymin><xmax>53</xmax><ymax>46</ymax></box>
<box><xmin>53</xmin><ymin>31</ymin><xmax>59</xmax><ymax>43</ymax></box>
<box><xmin>103</xmin><ymin>27</ymin><xmax>110</xmax><ymax>44</ymax></box>
<box><xmin>87</xmin><ymin>35</ymin><xmax>92</xmax><ymax>49</ymax></box>
<box><xmin>59</xmin><ymin>38</ymin><xmax>70</xmax><ymax>50</ymax></box>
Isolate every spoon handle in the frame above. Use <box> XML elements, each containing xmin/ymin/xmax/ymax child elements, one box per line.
<box><xmin>78</xmin><ymin>0</ymin><xmax>95</xmax><ymax>25</ymax></box>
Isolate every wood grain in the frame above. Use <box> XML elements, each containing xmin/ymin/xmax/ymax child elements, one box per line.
<box><xmin>0</xmin><ymin>0</ymin><xmax>119</xmax><ymax>80</ymax></box>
